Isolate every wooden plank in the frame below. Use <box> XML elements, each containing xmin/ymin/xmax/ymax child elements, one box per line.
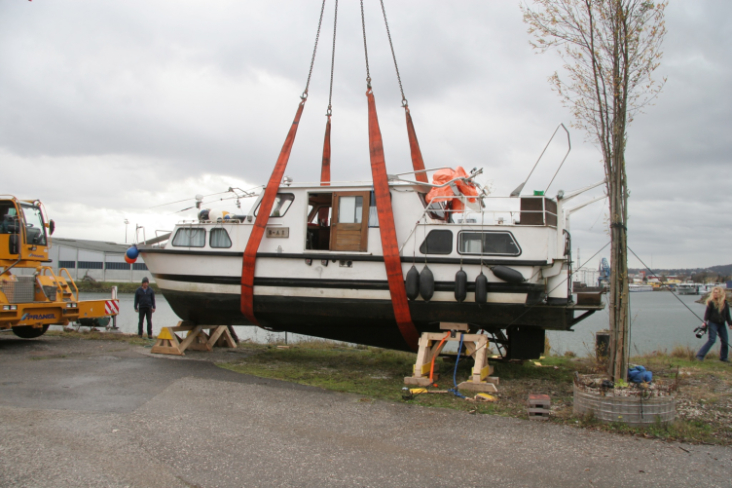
<box><xmin>177</xmin><ymin>325</ymin><xmax>205</xmax><ymax>353</ymax></box>
<box><xmin>151</xmin><ymin>335</ymin><xmax>184</xmax><ymax>356</ymax></box>
<box><xmin>404</xmin><ymin>376</ymin><xmax>433</xmax><ymax>387</ymax></box>
<box><xmin>457</xmin><ymin>381</ymin><xmax>498</xmax><ymax>393</ymax></box>
<box><xmin>439</xmin><ymin>322</ymin><xmax>469</xmax><ymax>331</ymax></box>
<box><xmin>207</xmin><ymin>326</ymin><xmax>235</xmax><ymax>349</ymax></box>
<box><xmin>216</xmin><ymin>327</ymin><xmax>237</xmax><ymax>348</ymax></box>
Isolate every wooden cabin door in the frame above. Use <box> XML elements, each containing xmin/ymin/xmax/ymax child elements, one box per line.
<box><xmin>330</xmin><ymin>191</ymin><xmax>370</xmax><ymax>252</ymax></box>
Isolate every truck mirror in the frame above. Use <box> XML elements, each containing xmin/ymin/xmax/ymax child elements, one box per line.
<box><xmin>49</xmin><ymin>219</ymin><xmax>55</xmax><ymax>235</ymax></box>
<box><xmin>9</xmin><ymin>233</ymin><xmax>18</xmax><ymax>255</ymax></box>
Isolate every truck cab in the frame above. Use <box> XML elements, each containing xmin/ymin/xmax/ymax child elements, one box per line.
<box><xmin>0</xmin><ymin>197</ymin><xmax>52</xmax><ymax>267</ymax></box>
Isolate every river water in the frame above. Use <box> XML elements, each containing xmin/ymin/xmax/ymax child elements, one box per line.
<box><xmin>65</xmin><ymin>291</ymin><xmax>712</xmax><ymax>356</ymax></box>
<box><xmin>547</xmin><ymin>291</ymin><xmax>709</xmax><ymax>356</ymax></box>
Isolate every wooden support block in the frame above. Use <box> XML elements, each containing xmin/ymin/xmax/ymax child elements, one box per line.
<box><xmin>151</xmin><ymin>324</ymin><xmax>236</xmax><ymax>356</ymax></box>
<box><xmin>151</xmin><ymin>325</ymin><xmax>184</xmax><ymax>356</ymax></box>
<box><xmin>457</xmin><ymin>381</ymin><xmax>498</xmax><ymax>393</ymax></box>
<box><xmin>186</xmin><ymin>330</ymin><xmax>214</xmax><ymax>352</ymax></box>
<box><xmin>406</xmin><ymin>331</ymin><xmax>499</xmax><ymax>392</ymax></box>
<box><xmin>439</xmin><ymin>322</ymin><xmax>469</xmax><ymax>331</ymax></box>
<box><xmin>404</xmin><ymin>376</ymin><xmax>434</xmax><ymax>387</ymax></box>
<box><xmin>209</xmin><ymin>326</ymin><xmax>236</xmax><ymax>349</ymax></box>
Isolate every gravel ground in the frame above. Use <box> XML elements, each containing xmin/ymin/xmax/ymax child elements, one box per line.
<box><xmin>1</xmin><ymin>334</ymin><xmax>731</xmax><ymax>488</ymax></box>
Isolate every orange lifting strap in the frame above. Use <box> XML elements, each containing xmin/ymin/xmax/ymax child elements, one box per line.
<box><xmin>320</xmin><ymin>115</ymin><xmax>332</xmax><ymax>186</ymax></box>
<box><xmin>367</xmin><ymin>89</ymin><xmax>419</xmax><ymax>350</ymax></box>
<box><xmin>240</xmin><ymin>100</ymin><xmax>306</xmax><ymax>324</ymax></box>
<box><xmin>405</xmin><ymin>107</ymin><xmax>428</xmax><ymax>183</ymax></box>
<box><xmin>318</xmin><ymin>115</ymin><xmax>331</xmax><ymax>223</ymax></box>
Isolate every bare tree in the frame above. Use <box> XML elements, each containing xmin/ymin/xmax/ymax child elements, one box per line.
<box><xmin>522</xmin><ymin>0</ymin><xmax>667</xmax><ymax>380</ymax></box>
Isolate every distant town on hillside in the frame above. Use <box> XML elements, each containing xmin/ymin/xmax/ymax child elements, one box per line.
<box><xmin>627</xmin><ymin>264</ymin><xmax>731</xmax><ymax>283</ymax></box>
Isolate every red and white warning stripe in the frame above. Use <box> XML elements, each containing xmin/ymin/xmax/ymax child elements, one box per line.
<box><xmin>105</xmin><ymin>300</ymin><xmax>120</xmax><ymax>315</ymax></box>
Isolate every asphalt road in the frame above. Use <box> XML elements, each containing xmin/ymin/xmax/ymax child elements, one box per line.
<box><xmin>0</xmin><ymin>334</ymin><xmax>730</xmax><ymax>488</ymax></box>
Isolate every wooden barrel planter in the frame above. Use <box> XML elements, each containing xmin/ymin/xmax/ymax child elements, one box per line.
<box><xmin>573</xmin><ymin>374</ymin><xmax>677</xmax><ymax>427</ymax></box>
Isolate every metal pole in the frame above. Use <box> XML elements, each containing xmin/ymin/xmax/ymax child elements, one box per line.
<box><xmin>111</xmin><ymin>286</ymin><xmax>118</xmax><ymax>330</ymax></box>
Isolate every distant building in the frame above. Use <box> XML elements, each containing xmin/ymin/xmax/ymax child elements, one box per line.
<box><xmin>13</xmin><ymin>237</ymin><xmax>152</xmax><ymax>283</ymax></box>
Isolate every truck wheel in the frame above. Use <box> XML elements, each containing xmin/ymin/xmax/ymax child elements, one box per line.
<box><xmin>12</xmin><ymin>324</ymin><xmax>50</xmax><ymax>339</ymax></box>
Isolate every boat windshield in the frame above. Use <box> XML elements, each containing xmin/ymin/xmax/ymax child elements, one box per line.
<box><xmin>255</xmin><ymin>193</ymin><xmax>294</xmax><ymax>218</ymax></box>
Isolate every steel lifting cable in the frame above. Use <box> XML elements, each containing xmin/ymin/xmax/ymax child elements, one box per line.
<box><xmin>320</xmin><ymin>0</ymin><xmax>338</xmax><ymax>190</ymax></box>
<box><xmin>241</xmin><ymin>0</ymin><xmax>327</xmax><ymax>325</ymax></box>
<box><xmin>628</xmin><ymin>246</ymin><xmax>705</xmax><ymax>323</ymax></box>
<box><xmin>303</xmin><ymin>0</ymin><xmax>328</xmax><ymax>99</ymax></box>
<box><xmin>378</xmin><ymin>0</ymin><xmax>428</xmax><ymax>183</ymax></box>
<box><xmin>379</xmin><ymin>0</ymin><xmax>406</xmax><ymax>106</ymax></box>
<box><xmin>360</xmin><ymin>0</ymin><xmax>419</xmax><ymax>350</ymax></box>
<box><xmin>360</xmin><ymin>0</ymin><xmax>371</xmax><ymax>87</ymax></box>
<box><xmin>327</xmin><ymin>0</ymin><xmax>338</xmax><ymax>115</ymax></box>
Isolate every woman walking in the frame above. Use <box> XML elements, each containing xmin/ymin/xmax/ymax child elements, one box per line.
<box><xmin>696</xmin><ymin>287</ymin><xmax>732</xmax><ymax>362</ymax></box>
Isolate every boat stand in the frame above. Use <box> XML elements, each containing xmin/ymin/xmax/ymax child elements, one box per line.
<box><xmin>151</xmin><ymin>321</ymin><xmax>236</xmax><ymax>356</ymax></box>
<box><xmin>404</xmin><ymin>325</ymin><xmax>498</xmax><ymax>393</ymax></box>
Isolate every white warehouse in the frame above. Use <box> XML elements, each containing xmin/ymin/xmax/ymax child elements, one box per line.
<box><xmin>15</xmin><ymin>237</ymin><xmax>153</xmax><ymax>283</ymax></box>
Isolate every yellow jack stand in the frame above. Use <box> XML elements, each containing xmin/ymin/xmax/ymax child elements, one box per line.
<box><xmin>404</xmin><ymin>325</ymin><xmax>498</xmax><ymax>393</ymax></box>
<box><xmin>151</xmin><ymin>321</ymin><xmax>236</xmax><ymax>356</ymax></box>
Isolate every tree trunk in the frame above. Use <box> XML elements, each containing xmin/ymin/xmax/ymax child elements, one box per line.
<box><xmin>608</xmin><ymin>1</ymin><xmax>631</xmax><ymax>381</ymax></box>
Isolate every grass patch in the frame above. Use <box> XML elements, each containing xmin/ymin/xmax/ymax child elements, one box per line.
<box><xmin>74</xmin><ymin>280</ymin><xmax>160</xmax><ymax>294</ymax></box>
<box><xmin>46</xmin><ymin>329</ymin><xmax>153</xmax><ymax>346</ymax></box>
<box><xmin>218</xmin><ymin>340</ymin><xmax>732</xmax><ymax>445</ymax></box>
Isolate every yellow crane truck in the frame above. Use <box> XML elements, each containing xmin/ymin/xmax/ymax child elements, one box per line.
<box><xmin>0</xmin><ymin>196</ymin><xmax>119</xmax><ymax>338</ymax></box>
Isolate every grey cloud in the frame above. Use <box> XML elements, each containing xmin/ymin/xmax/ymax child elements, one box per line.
<box><xmin>0</xmin><ymin>0</ymin><xmax>729</xmax><ymax>268</ymax></box>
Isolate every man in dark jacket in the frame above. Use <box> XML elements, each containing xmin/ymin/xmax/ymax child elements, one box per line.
<box><xmin>134</xmin><ymin>277</ymin><xmax>156</xmax><ymax>338</ymax></box>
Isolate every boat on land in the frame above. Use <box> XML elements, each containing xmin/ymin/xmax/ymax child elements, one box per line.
<box><xmin>138</xmin><ymin>1</ymin><xmax>604</xmax><ymax>359</ymax></box>
<box><xmin>140</xmin><ymin>176</ymin><xmax>603</xmax><ymax>357</ymax></box>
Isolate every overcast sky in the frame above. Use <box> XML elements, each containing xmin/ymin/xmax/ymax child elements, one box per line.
<box><xmin>1</xmin><ymin>0</ymin><xmax>730</xmax><ymax>270</ymax></box>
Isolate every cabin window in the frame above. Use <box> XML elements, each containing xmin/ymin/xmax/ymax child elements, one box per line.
<box><xmin>210</xmin><ymin>228</ymin><xmax>232</xmax><ymax>248</ymax></box>
<box><xmin>255</xmin><ymin>193</ymin><xmax>294</xmax><ymax>218</ymax></box>
<box><xmin>172</xmin><ymin>228</ymin><xmax>206</xmax><ymax>247</ymax></box>
<box><xmin>338</xmin><ymin>196</ymin><xmax>363</xmax><ymax>224</ymax></box>
<box><xmin>368</xmin><ymin>191</ymin><xmax>379</xmax><ymax>227</ymax></box>
<box><xmin>458</xmin><ymin>231</ymin><xmax>521</xmax><ymax>256</ymax></box>
<box><xmin>20</xmin><ymin>204</ymin><xmax>46</xmax><ymax>246</ymax></box>
<box><xmin>419</xmin><ymin>230</ymin><xmax>453</xmax><ymax>254</ymax></box>
<box><xmin>0</xmin><ymin>202</ymin><xmax>19</xmax><ymax>234</ymax></box>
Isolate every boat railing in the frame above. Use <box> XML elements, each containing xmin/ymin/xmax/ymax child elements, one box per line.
<box><xmin>423</xmin><ymin>194</ymin><xmax>558</xmax><ymax>228</ymax></box>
